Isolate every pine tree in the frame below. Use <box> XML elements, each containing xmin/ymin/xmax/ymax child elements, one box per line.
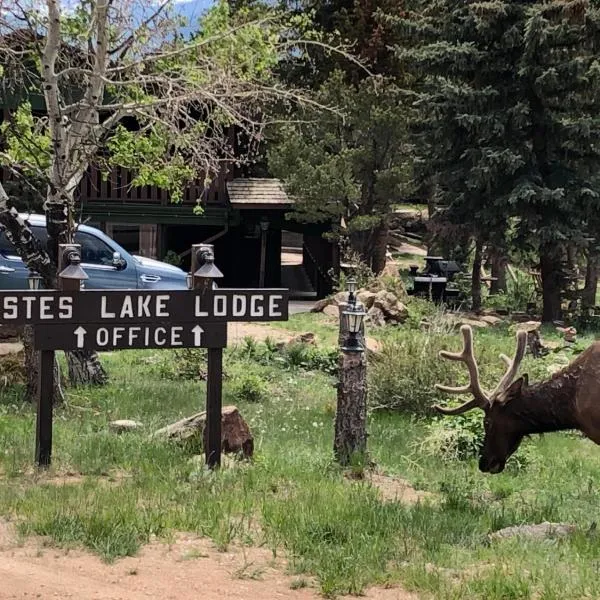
<box><xmin>396</xmin><ymin>0</ymin><xmax>600</xmax><ymax>320</ymax></box>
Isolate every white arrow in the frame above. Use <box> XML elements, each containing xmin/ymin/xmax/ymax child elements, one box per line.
<box><xmin>191</xmin><ymin>325</ymin><xmax>204</xmax><ymax>347</ymax></box>
<box><xmin>74</xmin><ymin>326</ymin><xmax>87</xmax><ymax>349</ymax></box>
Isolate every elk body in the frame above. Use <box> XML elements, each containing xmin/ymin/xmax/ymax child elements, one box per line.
<box><xmin>434</xmin><ymin>325</ymin><xmax>600</xmax><ymax>473</ymax></box>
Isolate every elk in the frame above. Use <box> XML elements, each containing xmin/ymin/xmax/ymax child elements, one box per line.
<box><xmin>434</xmin><ymin>325</ymin><xmax>600</xmax><ymax>473</ymax></box>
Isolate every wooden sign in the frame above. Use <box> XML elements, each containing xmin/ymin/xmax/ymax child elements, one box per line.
<box><xmin>0</xmin><ymin>289</ymin><xmax>288</xmax><ymax>325</ymax></box>
<box><xmin>34</xmin><ymin>322</ymin><xmax>227</xmax><ymax>351</ymax></box>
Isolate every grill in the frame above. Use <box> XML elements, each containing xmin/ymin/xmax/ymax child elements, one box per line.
<box><xmin>407</xmin><ymin>256</ymin><xmax>463</xmax><ymax>304</ymax></box>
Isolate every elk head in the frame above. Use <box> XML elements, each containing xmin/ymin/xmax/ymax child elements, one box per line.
<box><xmin>434</xmin><ymin>325</ymin><xmax>528</xmax><ymax>473</ymax></box>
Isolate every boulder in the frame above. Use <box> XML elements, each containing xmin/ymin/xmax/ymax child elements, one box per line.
<box><xmin>514</xmin><ymin>321</ymin><xmax>542</xmax><ymax>333</ymax></box>
<box><xmin>479</xmin><ymin>315</ymin><xmax>503</xmax><ymax>326</ymax></box>
<box><xmin>357</xmin><ymin>290</ymin><xmax>377</xmax><ymax>310</ymax></box>
<box><xmin>109</xmin><ymin>419</ymin><xmax>142</xmax><ymax>433</ymax></box>
<box><xmin>323</xmin><ymin>304</ymin><xmax>340</xmax><ymax>319</ymax></box>
<box><xmin>372</xmin><ymin>290</ymin><xmax>408</xmax><ymax>323</ymax></box>
<box><xmin>291</xmin><ymin>332</ymin><xmax>317</xmax><ymax>345</ymax></box>
<box><xmin>490</xmin><ymin>522</ymin><xmax>575</xmax><ymax>542</ymax></box>
<box><xmin>153</xmin><ymin>405</ymin><xmax>253</xmax><ymax>458</ymax></box>
<box><xmin>366</xmin><ymin>306</ymin><xmax>386</xmax><ymax>327</ymax></box>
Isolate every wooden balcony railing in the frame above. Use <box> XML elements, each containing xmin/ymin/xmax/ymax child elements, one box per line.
<box><xmin>79</xmin><ymin>164</ymin><xmax>229</xmax><ymax>206</ymax></box>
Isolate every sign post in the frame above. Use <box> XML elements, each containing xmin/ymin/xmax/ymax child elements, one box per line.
<box><xmin>191</xmin><ymin>243</ymin><xmax>224</xmax><ymax>469</ymax></box>
<box><xmin>0</xmin><ymin>243</ymin><xmax>288</xmax><ymax>470</ymax></box>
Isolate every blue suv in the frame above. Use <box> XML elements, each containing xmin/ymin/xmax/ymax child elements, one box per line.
<box><xmin>0</xmin><ymin>215</ymin><xmax>188</xmax><ymax>290</ymax></box>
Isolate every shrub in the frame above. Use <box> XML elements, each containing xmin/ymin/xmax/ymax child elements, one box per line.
<box><xmin>419</xmin><ymin>413</ymin><xmax>538</xmax><ymax>470</ymax></box>
<box><xmin>229</xmin><ymin>373</ymin><xmax>268</xmax><ymax>403</ymax></box>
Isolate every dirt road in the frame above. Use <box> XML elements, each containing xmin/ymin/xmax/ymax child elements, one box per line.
<box><xmin>0</xmin><ymin>522</ymin><xmax>417</xmax><ymax>600</ymax></box>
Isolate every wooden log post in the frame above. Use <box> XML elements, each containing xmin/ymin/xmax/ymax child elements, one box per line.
<box><xmin>334</xmin><ymin>302</ymin><xmax>368</xmax><ymax>467</ymax></box>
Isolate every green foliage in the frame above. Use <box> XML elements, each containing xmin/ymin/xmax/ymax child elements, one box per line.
<box><xmin>161</xmin><ymin>250</ymin><xmax>182</xmax><ymax>267</ymax></box>
<box><xmin>485</xmin><ymin>270</ymin><xmax>538</xmax><ymax>313</ymax></box>
<box><xmin>0</xmin><ymin>102</ymin><xmax>51</xmax><ymax>176</ymax></box>
<box><xmin>269</xmin><ymin>71</ymin><xmax>411</xmax><ymax>270</ymax></box>
<box><xmin>229</xmin><ymin>372</ymin><xmax>268</xmax><ymax>403</ymax></box>
<box><xmin>235</xmin><ymin>337</ymin><xmax>338</xmax><ymax>375</ymax></box>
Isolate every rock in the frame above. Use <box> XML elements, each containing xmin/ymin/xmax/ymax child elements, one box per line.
<box><xmin>153</xmin><ymin>405</ymin><xmax>253</xmax><ymax>458</ymax></box>
<box><xmin>479</xmin><ymin>315</ymin><xmax>503</xmax><ymax>326</ymax></box>
<box><xmin>490</xmin><ymin>522</ymin><xmax>575</xmax><ymax>542</ymax></box>
<box><xmin>357</xmin><ymin>290</ymin><xmax>377</xmax><ymax>310</ymax></box>
<box><xmin>109</xmin><ymin>420</ymin><xmax>142</xmax><ymax>433</ymax></box>
<box><xmin>323</xmin><ymin>304</ymin><xmax>340</xmax><ymax>319</ymax></box>
<box><xmin>460</xmin><ymin>318</ymin><xmax>488</xmax><ymax>329</ymax></box>
<box><xmin>366</xmin><ymin>306</ymin><xmax>386</xmax><ymax>327</ymax></box>
<box><xmin>311</xmin><ymin>298</ymin><xmax>330</xmax><ymax>313</ymax></box>
<box><xmin>513</xmin><ymin>320</ymin><xmax>542</xmax><ymax>333</ymax></box>
<box><xmin>365</xmin><ymin>337</ymin><xmax>382</xmax><ymax>354</ymax></box>
<box><xmin>373</xmin><ymin>290</ymin><xmax>408</xmax><ymax>323</ymax></box>
<box><xmin>291</xmin><ymin>332</ymin><xmax>316</xmax><ymax>345</ymax></box>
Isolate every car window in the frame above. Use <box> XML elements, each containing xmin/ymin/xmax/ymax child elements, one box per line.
<box><xmin>75</xmin><ymin>231</ymin><xmax>115</xmax><ymax>266</ymax></box>
<box><xmin>0</xmin><ymin>225</ymin><xmax>48</xmax><ymax>258</ymax></box>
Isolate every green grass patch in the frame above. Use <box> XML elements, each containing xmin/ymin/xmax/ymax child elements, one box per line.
<box><xmin>1</xmin><ymin>318</ymin><xmax>600</xmax><ymax>597</ymax></box>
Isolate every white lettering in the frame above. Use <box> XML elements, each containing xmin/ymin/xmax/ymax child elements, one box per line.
<box><xmin>113</xmin><ymin>327</ymin><xmax>125</xmax><ymax>345</ymax></box>
<box><xmin>23</xmin><ymin>296</ymin><xmax>35</xmax><ymax>320</ymax></box>
<box><xmin>171</xmin><ymin>326</ymin><xmax>183</xmax><ymax>346</ymax></box>
<box><xmin>39</xmin><ymin>297</ymin><xmax>53</xmax><ymax>320</ymax></box>
<box><xmin>101</xmin><ymin>296</ymin><xmax>116</xmax><ymax>318</ymax></box>
<box><xmin>144</xmin><ymin>327</ymin><xmax>150</xmax><ymax>346</ymax></box>
<box><xmin>120</xmin><ymin>296</ymin><xmax>134</xmax><ymax>318</ymax></box>
<box><xmin>214</xmin><ymin>295</ymin><xmax>227</xmax><ymax>317</ymax></box>
<box><xmin>232</xmin><ymin>294</ymin><xmax>247</xmax><ymax>317</ymax></box>
<box><xmin>156</xmin><ymin>295</ymin><xmax>170</xmax><ymax>317</ymax></box>
<box><xmin>58</xmin><ymin>297</ymin><xmax>73</xmax><ymax>319</ymax></box>
<box><xmin>97</xmin><ymin>328</ymin><xmax>109</xmax><ymax>346</ymax></box>
<box><xmin>269</xmin><ymin>295</ymin><xmax>283</xmax><ymax>317</ymax></box>
<box><xmin>3</xmin><ymin>297</ymin><xmax>17</xmax><ymax>320</ymax></box>
<box><xmin>194</xmin><ymin>295</ymin><xmax>209</xmax><ymax>317</ymax></box>
<box><xmin>128</xmin><ymin>327</ymin><xmax>141</xmax><ymax>345</ymax></box>
<box><xmin>154</xmin><ymin>327</ymin><xmax>167</xmax><ymax>346</ymax></box>
<box><xmin>138</xmin><ymin>295</ymin><xmax>151</xmax><ymax>317</ymax></box>
<box><xmin>250</xmin><ymin>295</ymin><xmax>264</xmax><ymax>317</ymax></box>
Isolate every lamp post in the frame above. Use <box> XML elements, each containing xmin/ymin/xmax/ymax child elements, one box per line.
<box><xmin>334</xmin><ymin>279</ymin><xmax>368</xmax><ymax>468</ymax></box>
<box><xmin>190</xmin><ymin>243</ymin><xmax>224</xmax><ymax>469</ymax></box>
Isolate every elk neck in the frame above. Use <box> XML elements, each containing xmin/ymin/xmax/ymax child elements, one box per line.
<box><xmin>511</xmin><ymin>363</ymin><xmax>584</xmax><ymax>435</ymax></box>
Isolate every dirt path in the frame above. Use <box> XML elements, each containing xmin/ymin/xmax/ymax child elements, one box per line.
<box><xmin>0</xmin><ymin>522</ymin><xmax>417</xmax><ymax>600</ymax></box>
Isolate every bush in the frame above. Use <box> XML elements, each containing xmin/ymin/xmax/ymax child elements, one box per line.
<box><xmin>229</xmin><ymin>373</ymin><xmax>268</xmax><ymax>403</ymax></box>
<box><xmin>235</xmin><ymin>338</ymin><xmax>338</xmax><ymax>376</ymax></box>
<box><xmin>369</xmin><ymin>317</ymin><xmax>551</xmax><ymax>417</ymax></box>
<box><xmin>154</xmin><ymin>348</ymin><xmax>208</xmax><ymax>380</ymax></box>
<box><xmin>419</xmin><ymin>413</ymin><xmax>538</xmax><ymax>471</ymax></box>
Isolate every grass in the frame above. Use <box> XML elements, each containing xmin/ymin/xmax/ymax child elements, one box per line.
<box><xmin>1</xmin><ymin>312</ymin><xmax>600</xmax><ymax>598</ymax></box>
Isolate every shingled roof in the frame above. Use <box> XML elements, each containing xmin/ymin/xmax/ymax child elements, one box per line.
<box><xmin>226</xmin><ymin>178</ymin><xmax>293</xmax><ymax>209</ymax></box>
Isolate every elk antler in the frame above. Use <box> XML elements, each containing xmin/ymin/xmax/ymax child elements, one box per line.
<box><xmin>491</xmin><ymin>329</ymin><xmax>527</xmax><ymax>398</ymax></box>
<box><xmin>434</xmin><ymin>325</ymin><xmax>528</xmax><ymax>416</ymax></box>
<box><xmin>434</xmin><ymin>325</ymin><xmax>490</xmax><ymax>415</ymax></box>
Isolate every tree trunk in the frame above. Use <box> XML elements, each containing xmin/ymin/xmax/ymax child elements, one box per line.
<box><xmin>334</xmin><ymin>307</ymin><xmax>367</xmax><ymax>467</ymax></box>
<box><xmin>490</xmin><ymin>250</ymin><xmax>508</xmax><ymax>294</ymax></box>
<box><xmin>582</xmin><ymin>248</ymin><xmax>599</xmax><ymax>310</ymax></box>
<box><xmin>66</xmin><ymin>351</ymin><xmax>108</xmax><ymax>386</ymax></box>
<box><xmin>369</xmin><ymin>220</ymin><xmax>388</xmax><ymax>275</ymax></box>
<box><xmin>0</xmin><ymin>183</ymin><xmax>108</xmax><ymax>390</ymax></box>
<box><xmin>540</xmin><ymin>244</ymin><xmax>564</xmax><ymax>323</ymax></box>
<box><xmin>23</xmin><ymin>326</ymin><xmax>64</xmax><ymax>404</ymax></box>
<box><xmin>471</xmin><ymin>238</ymin><xmax>484</xmax><ymax>313</ymax></box>
<box><xmin>349</xmin><ymin>220</ymin><xmax>388</xmax><ymax>275</ymax></box>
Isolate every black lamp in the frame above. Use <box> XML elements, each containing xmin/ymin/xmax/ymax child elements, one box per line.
<box><xmin>58</xmin><ymin>249</ymin><xmax>88</xmax><ymax>284</ymax></box>
<box><xmin>192</xmin><ymin>244</ymin><xmax>224</xmax><ymax>290</ymax></box>
<box><xmin>342</xmin><ymin>302</ymin><xmax>366</xmax><ymax>352</ymax></box>
<box><xmin>347</xmin><ymin>277</ymin><xmax>357</xmax><ymax>305</ymax></box>
<box><xmin>27</xmin><ymin>270</ymin><xmax>42</xmax><ymax>290</ymax></box>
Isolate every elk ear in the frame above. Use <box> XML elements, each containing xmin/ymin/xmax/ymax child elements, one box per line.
<box><xmin>499</xmin><ymin>375</ymin><xmax>528</xmax><ymax>405</ymax></box>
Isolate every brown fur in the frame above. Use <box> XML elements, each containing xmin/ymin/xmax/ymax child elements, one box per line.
<box><xmin>480</xmin><ymin>343</ymin><xmax>600</xmax><ymax>473</ymax></box>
